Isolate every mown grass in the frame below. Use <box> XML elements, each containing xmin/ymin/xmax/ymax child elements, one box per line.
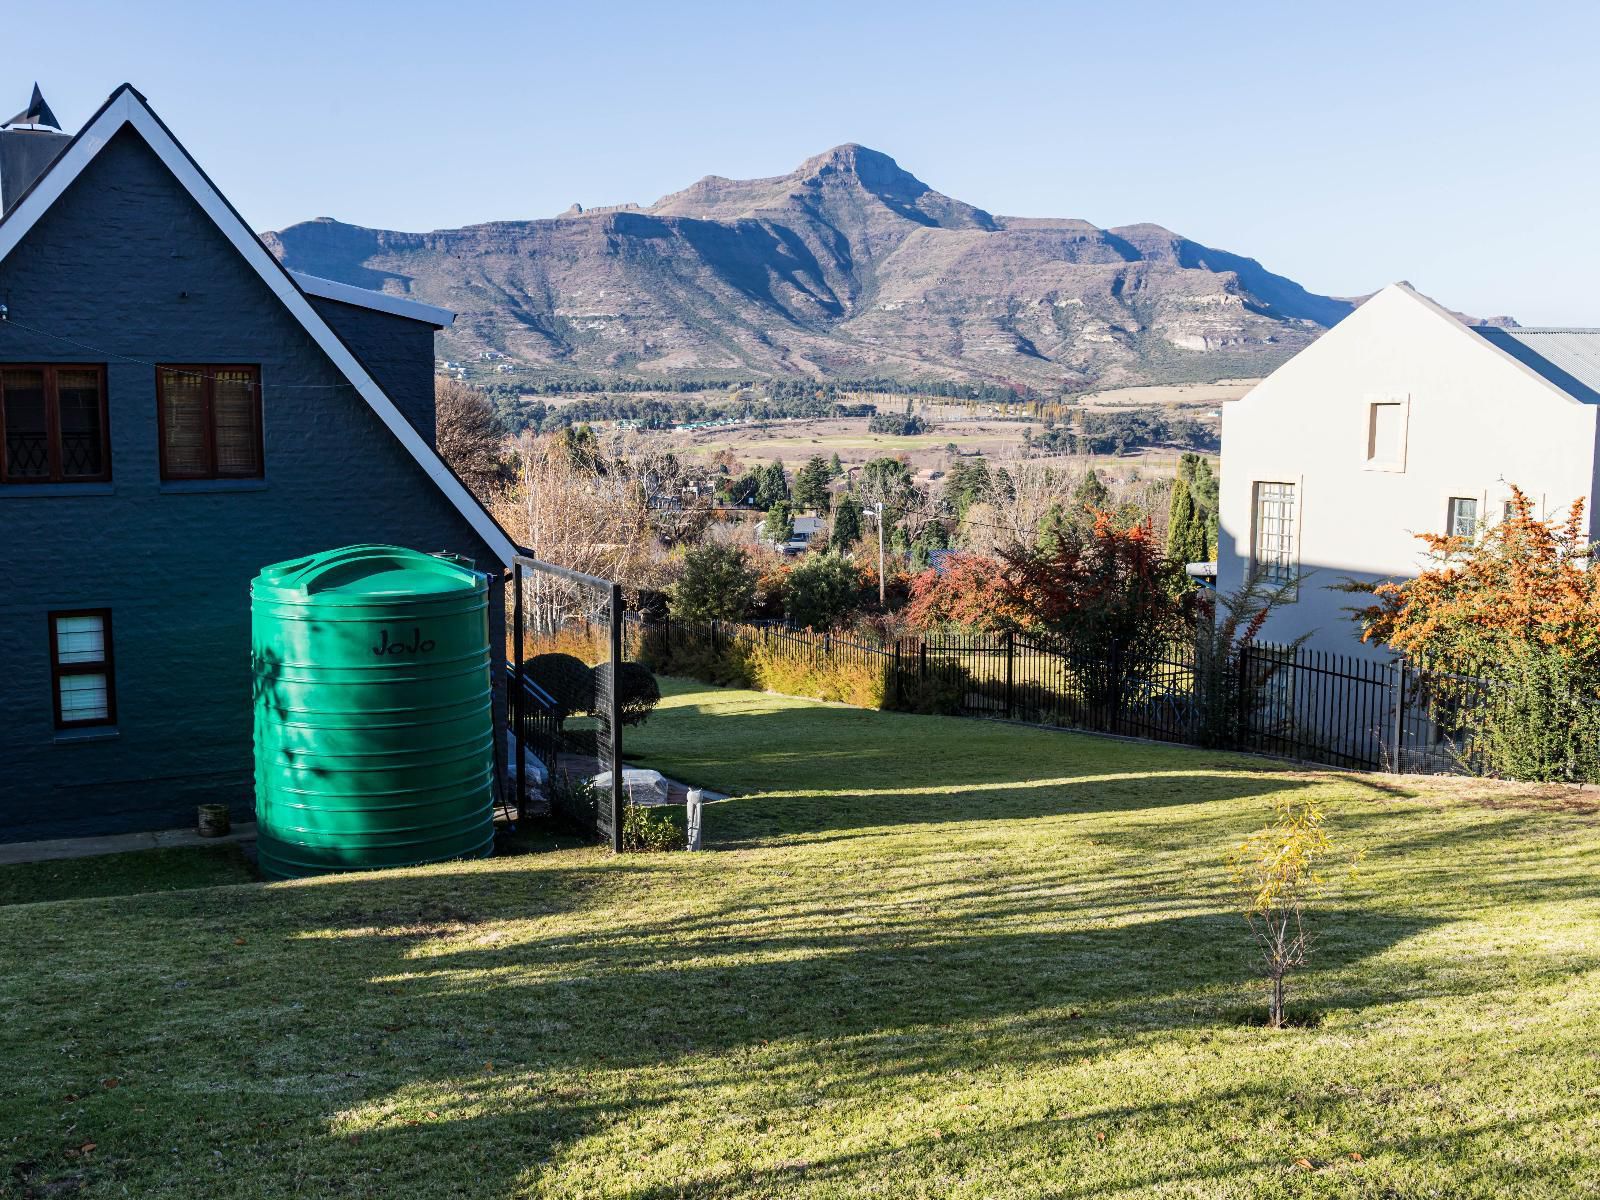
<box><xmin>3</xmin><ymin>679</ymin><xmax>1600</xmax><ymax>1197</ymax></box>
<box><xmin>0</xmin><ymin>844</ymin><xmax>256</xmax><ymax>908</ymax></box>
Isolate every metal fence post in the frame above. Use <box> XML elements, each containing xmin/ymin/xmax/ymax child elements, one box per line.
<box><xmin>609</xmin><ymin>582</ymin><xmax>625</xmax><ymax>853</ymax></box>
<box><xmin>1234</xmin><ymin>645</ymin><xmax>1249</xmax><ymax>750</ymax></box>
<box><xmin>1391</xmin><ymin>660</ymin><xmax>1407</xmax><ymax>774</ymax></box>
<box><xmin>1005</xmin><ymin>629</ymin><xmax>1015</xmax><ymax>720</ymax></box>
<box><xmin>512</xmin><ymin>563</ymin><xmax>526</xmax><ymax>818</ymax></box>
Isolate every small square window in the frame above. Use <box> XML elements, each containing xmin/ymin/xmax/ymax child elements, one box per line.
<box><xmin>49</xmin><ymin>610</ymin><xmax>116</xmax><ymax>728</ymax></box>
<box><xmin>1447</xmin><ymin>497</ymin><xmax>1478</xmax><ymax>538</ymax></box>
<box><xmin>1365</xmin><ymin>400</ymin><xmax>1407</xmax><ymax>470</ymax></box>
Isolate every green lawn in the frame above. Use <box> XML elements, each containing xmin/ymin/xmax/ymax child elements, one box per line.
<box><xmin>0</xmin><ymin>844</ymin><xmax>256</xmax><ymax>908</ymax></box>
<box><xmin>3</xmin><ymin>680</ymin><xmax>1600</xmax><ymax>1197</ymax></box>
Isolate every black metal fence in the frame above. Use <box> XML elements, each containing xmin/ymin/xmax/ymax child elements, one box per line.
<box><xmin>635</xmin><ymin>615</ymin><xmax>1490</xmax><ymax>776</ymax></box>
<box><xmin>508</xmin><ymin>555</ymin><xmax>625</xmax><ymax>850</ymax></box>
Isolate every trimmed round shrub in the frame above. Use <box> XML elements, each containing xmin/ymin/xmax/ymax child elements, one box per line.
<box><xmin>591</xmin><ymin>660</ymin><xmax>663</xmax><ymax>727</ymax></box>
<box><xmin>523</xmin><ymin>652</ymin><xmax>595</xmax><ymax>717</ymax></box>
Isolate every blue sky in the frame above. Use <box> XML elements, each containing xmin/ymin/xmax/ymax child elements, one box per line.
<box><xmin>5</xmin><ymin>0</ymin><xmax>1597</xmax><ymax>324</ymax></box>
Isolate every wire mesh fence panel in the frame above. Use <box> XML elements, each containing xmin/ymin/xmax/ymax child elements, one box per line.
<box><xmin>507</xmin><ymin>556</ymin><xmax>624</xmax><ymax>850</ymax></box>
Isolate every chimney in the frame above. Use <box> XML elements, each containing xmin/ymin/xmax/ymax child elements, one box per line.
<box><xmin>1</xmin><ymin>84</ymin><xmax>70</xmax><ymax>214</ymax></box>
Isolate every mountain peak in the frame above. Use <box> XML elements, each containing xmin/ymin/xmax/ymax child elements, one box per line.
<box><xmin>649</xmin><ymin>143</ymin><xmax>995</xmax><ymax>231</ymax></box>
<box><xmin>799</xmin><ymin>142</ymin><xmax>895</xmax><ymax>175</ymax></box>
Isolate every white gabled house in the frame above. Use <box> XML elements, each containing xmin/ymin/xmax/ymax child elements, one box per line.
<box><xmin>1218</xmin><ymin>282</ymin><xmax>1600</xmax><ymax>656</ymax></box>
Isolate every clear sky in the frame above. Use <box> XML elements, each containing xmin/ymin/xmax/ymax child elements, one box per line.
<box><xmin>5</xmin><ymin>0</ymin><xmax>1597</xmax><ymax>324</ymax></box>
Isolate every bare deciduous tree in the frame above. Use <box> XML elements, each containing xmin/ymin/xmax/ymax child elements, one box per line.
<box><xmin>435</xmin><ymin>377</ymin><xmax>508</xmax><ymax>498</ymax></box>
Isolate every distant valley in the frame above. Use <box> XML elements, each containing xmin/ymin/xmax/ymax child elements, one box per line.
<box><xmin>264</xmin><ymin>145</ymin><xmax>1366</xmax><ymax>392</ymax></box>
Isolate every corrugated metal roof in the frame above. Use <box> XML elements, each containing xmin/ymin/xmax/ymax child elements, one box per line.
<box><xmin>1474</xmin><ymin>327</ymin><xmax>1600</xmax><ymax>404</ymax></box>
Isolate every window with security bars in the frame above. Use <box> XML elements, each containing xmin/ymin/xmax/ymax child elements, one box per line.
<box><xmin>49</xmin><ymin>610</ymin><xmax>116</xmax><ymax>729</ymax></box>
<box><xmin>1251</xmin><ymin>481</ymin><xmax>1298</xmax><ymax>587</ymax></box>
<box><xmin>1447</xmin><ymin>496</ymin><xmax>1479</xmax><ymax>538</ymax></box>
<box><xmin>157</xmin><ymin>365</ymin><xmax>262</xmax><ymax>479</ymax></box>
<box><xmin>0</xmin><ymin>365</ymin><xmax>109</xmax><ymax>483</ymax></box>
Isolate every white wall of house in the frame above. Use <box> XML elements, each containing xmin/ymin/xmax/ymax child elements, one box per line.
<box><xmin>1219</xmin><ymin>283</ymin><xmax>1600</xmax><ymax>657</ymax></box>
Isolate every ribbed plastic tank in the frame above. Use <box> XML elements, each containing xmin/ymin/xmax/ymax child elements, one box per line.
<box><xmin>251</xmin><ymin>544</ymin><xmax>495</xmax><ymax>880</ymax></box>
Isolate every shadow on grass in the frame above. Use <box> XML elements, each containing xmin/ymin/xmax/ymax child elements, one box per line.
<box><xmin>246</xmin><ymin>860</ymin><xmax>1481</xmax><ymax>1198</ymax></box>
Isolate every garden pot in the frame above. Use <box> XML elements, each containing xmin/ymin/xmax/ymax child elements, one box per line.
<box><xmin>197</xmin><ymin>804</ymin><xmax>231</xmax><ymax>838</ymax></box>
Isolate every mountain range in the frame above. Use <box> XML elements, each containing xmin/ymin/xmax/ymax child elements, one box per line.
<box><xmin>264</xmin><ymin>145</ymin><xmax>1376</xmax><ymax>390</ymax></box>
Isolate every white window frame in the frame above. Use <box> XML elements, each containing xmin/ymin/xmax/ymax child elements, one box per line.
<box><xmin>1362</xmin><ymin>394</ymin><xmax>1410</xmax><ymax>473</ymax></box>
<box><xmin>1250</xmin><ymin>480</ymin><xmax>1301</xmax><ymax>597</ymax></box>
<box><xmin>1445</xmin><ymin>495</ymin><xmax>1480</xmax><ymax>539</ymax></box>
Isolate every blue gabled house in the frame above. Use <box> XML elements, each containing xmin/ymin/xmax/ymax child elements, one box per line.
<box><xmin>0</xmin><ymin>83</ymin><xmax>516</xmax><ymax>842</ymax></box>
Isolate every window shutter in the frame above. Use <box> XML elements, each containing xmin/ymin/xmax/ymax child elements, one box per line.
<box><xmin>161</xmin><ymin>370</ymin><xmax>210</xmax><ymax>476</ymax></box>
<box><xmin>212</xmin><ymin>369</ymin><xmax>259</xmax><ymax>476</ymax></box>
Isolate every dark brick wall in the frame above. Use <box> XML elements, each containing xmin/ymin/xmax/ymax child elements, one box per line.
<box><xmin>309</xmin><ymin>295</ymin><xmax>438</xmax><ymax>448</ymax></box>
<box><xmin>0</xmin><ymin>126</ymin><xmax>505</xmax><ymax>842</ymax></box>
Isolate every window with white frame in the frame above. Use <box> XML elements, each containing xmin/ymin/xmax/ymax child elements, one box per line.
<box><xmin>1365</xmin><ymin>400</ymin><xmax>1406</xmax><ymax>470</ymax></box>
<box><xmin>49</xmin><ymin>610</ymin><xmax>115</xmax><ymax>729</ymax></box>
<box><xmin>1447</xmin><ymin>496</ymin><xmax>1479</xmax><ymax>538</ymax></box>
<box><xmin>1251</xmin><ymin>482</ymin><xmax>1298</xmax><ymax>586</ymax></box>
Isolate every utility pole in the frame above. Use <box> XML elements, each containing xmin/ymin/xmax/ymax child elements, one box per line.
<box><xmin>874</xmin><ymin>501</ymin><xmax>886</xmax><ymax>605</ymax></box>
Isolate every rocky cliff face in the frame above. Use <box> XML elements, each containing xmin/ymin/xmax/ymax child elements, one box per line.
<box><xmin>263</xmin><ymin>145</ymin><xmax>1362</xmax><ymax>388</ymax></box>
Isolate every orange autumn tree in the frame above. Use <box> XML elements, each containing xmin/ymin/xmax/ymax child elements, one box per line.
<box><xmin>908</xmin><ymin>513</ymin><xmax>1191</xmax><ymax>712</ymax></box>
<box><xmin>1354</xmin><ymin>485</ymin><xmax>1600</xmax><ymax>781</ymax></box>
<box><xmin>1356</xmin><ymin>486</ymin><xmax>1600</xmax><ymax>668</ymax></box>
<box><xmin>904</xmin><ymin>552</ymin><xmax>1026</xmax><ymax>632</ymax></box>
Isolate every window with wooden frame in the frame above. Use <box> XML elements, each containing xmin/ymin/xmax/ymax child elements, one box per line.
<box><xmin>157</xmin><ymin>365</ymin><xmax>262</xmax><ymax>479</ymax></box>
<box><xmin>49</xmin><ymin>609</ymin><xmax>116</xmax><ymax>729</ymax></box>
<box><xmin>0</xmin><ymin>364</ymin><xmax>110</xmax><ymax>483</ymax></box>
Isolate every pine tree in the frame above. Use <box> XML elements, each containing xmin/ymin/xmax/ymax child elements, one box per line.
<box><xmin>829</xmin><ymin>452</ymin><xmax>844</xmax><ymax>479</ymax></box>
<box><xmin>756</xmin><ymin>460</ymin><xmax>789</xmax><ymax>509</ymax></box>
<box><xmin>1073</xmin><ymin>468</ymin><xmax>1110</xmax><ymax>515</ymax></box>
<box><xmin>1166</xmin><ymin>477</ymin><xmax>1204</xmax><ymax>564</ymax></box>
<box><xmin>795</xmin><ymin>454</ymin><xmax>833</xmax><ymax>514</ymax></box>
<box><xmin>1037</xmin><ymin>502</ymin><xmax>1073</xmax><ymax>555</ymax></box>
<box><xmin>762</xmin><ymin>500</ymin><xmax>794</xmax><ymax>544</ymax></box>
<box><xmin>1187</xmin><ymin>456</ymin><xmax>1220</xmax><ymax>557</ymax></box>
<box><xmin>830</xmin><ymin>495</ymin><xmax>863</xmax><ymax>551</ymax></box>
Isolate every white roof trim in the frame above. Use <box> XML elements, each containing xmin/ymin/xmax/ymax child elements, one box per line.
<box><xmin>289</xmin><ymin>270</ymin><xmax>456</xmax><ymax>328</ymax></box>
<box><xmin>0</xmin><ymin>86</ymin><xmax>514</xmax><ymax>566</ymax></box>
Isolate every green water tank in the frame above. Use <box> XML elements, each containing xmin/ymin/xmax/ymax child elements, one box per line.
<box><xmin>251</xmin><ymin>544</ymin><xmax>495</xmax><ymax>880</ymax></box>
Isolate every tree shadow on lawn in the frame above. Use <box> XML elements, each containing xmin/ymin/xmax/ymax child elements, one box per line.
<box><xmin>262</xmin><ymin>878</ymin><xmax>1484</xmax><ymax>1197</ymax></box>
<box><xmin>696</xmin><ymin>767</ymin><xmax>1316</xmax><ymax>846</ymax></box>
<box><xmin>25</xmin><ymin>852</ymin><xmax>1582</xmax><ymax>1198</ymax></box>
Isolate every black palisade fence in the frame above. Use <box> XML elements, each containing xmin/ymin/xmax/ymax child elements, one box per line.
<box><xmin>629</xmin><ymin>613</ymin><xmax>1508</xmax><ymax>777</ymax></box>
